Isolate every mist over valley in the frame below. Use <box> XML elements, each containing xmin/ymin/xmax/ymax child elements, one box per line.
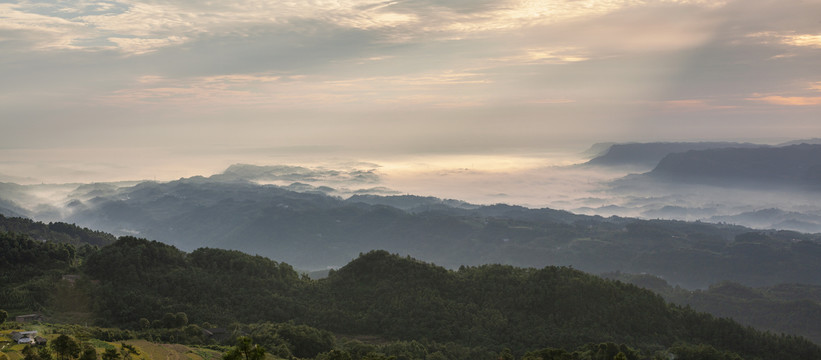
<box><xmin>3</xmin><ymin>140</ymin><xmax>821</xmax><ymax>285</ymax></box>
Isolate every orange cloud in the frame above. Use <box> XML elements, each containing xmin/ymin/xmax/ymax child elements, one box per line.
<box><xmin>749</xmin><ymin>95</ymin><xmax>821</xmax><ymax>106</ymax></box>
<box><xmin>748</xmin><ymin>32</ymin><xmax>821</xmax><ymax>49</ymax></box>
<box><xmin>782</xmin><ymin>34</ymin><xmax>821</xmax><ymax>48</ymax></box>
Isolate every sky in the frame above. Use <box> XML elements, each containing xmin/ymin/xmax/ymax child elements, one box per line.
<box><xmin>1</xmin><ymin>0</ymin><xmax>821</xmax><ymax>188</ymax></box>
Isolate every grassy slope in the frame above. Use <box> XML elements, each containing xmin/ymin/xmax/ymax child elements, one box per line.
<box><xmin>0</xmin><ymin>329</ymin><xmax>226</xmax><ymax>360</ymax></box>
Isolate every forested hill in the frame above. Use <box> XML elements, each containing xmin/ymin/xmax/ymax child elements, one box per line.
<box><xmin>72</xmin><ymin>238</ymin><xmax>821</xmax><ymax>358</ymax></box>
<box><xmin>0</xmin><ymin>214</ymin><xmax>115</xmax><ymax>246</ymax></box>
<box><xmin>605</xmin><ymin>273</ymin><xmax>821</xmax><ymax>345</ymax></box>
<box><xmin>4</xmin><ymin>234</ymin><xmax>821</xmax><ymax>359</ymax></box>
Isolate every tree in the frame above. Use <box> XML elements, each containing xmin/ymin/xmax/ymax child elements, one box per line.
<box><xmin>101</xmin><ymin>349</ymin><xmax>119</xmax><ymax>360</ymax></box>
<box><xmin>175</xmin><ymin>312</ymin><xmax>188</xmax><ymax>327</ymax></box>
<box><xmin>223</xmin><ymin>337</ymin><xmax>265</xmax><ymax>360</ymax></box>
<box><xmin>0</xmin><ymin>309</ymin><xmax>7</xmax><ymax>324</ymax></box>
<box><xmin>51</xmin><ymin>335</ymin><xmax>81</xmax><ymax>360</ymax></box>
<box><xmin>23</xmin><ymin>345</ymin><xmax>52</xmax><ymax>360</ymax></box>
<box><xmin>78</xmin><ymin>345</ymin><xmax>97</xmax><ymax>360</ymax></box>
<box><xmin>162</xmin><ymin>313</ymin><xmax>177</xmax><ymax>328</ymax></box>
<box><xmin>325</xmin><ymin>350</ymin><xmax>352</xmax><ymax>360</ymax></box>
<box><xmin>497</xmin><ymin>348</ymin><xmax>514</xmax><ymax>360</ymax></box>
<box><xmin>119</xmin><ymin>343</ymin><xmax>139</xmax><ymax>360</ymax></box>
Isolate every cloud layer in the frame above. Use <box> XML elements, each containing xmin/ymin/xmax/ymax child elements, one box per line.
<box><xmin>1</xmin><ymin>0</ymin><xmax>820</xmax><ymax>184</ymax></box>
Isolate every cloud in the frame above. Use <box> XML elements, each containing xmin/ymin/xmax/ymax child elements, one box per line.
<box><xmin>4</xmin><ymin>0</ymin><xmax>821</xmax><ymax>165</ymax></box>
<box><xmin>748</xmin><ymin>31</ymin><xmax>821</xmax><ymax>49</ymax></box>
<box><xmin>98</xmin><ymin>69</ymin><xmax>497</xmax><ymax>109</ymax></box>
<box><xmin>748</xmin><ymin>96</ymin><xmax>821</xmax><ymax>106</ymax></box>
<box><xmin>0</xmin><ymin>3</ymin><xmax>91</xmax><ymax>51</ymax></box>
<box><xmin>108</xmin><ymin>36</ymin><xmax>188</xmax><ymax>54</ymax></box>
<box><xmin>491</xmin><ymin>48</ymin><xmax>589</xmax><ymax>65</ymax></box>
<box><xmin>653</xmin><ymin>99</ymin><xmax>738</xmax><ymax>112</ymax></box>
<box><xmin>2</xmin><ymin>0</ymin><xmax>733</xmax><ymax>56</ymax></box>
<box><xmin>782</xmin><ymin>34</ymin><xmax>821</xmax><ymax>48</ymax></box>
<box><xmin>745</xmin><ymin>82</ymin><xmax>821</xmax><ymax>106</ymax></box>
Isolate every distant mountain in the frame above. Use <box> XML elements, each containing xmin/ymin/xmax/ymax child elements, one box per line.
<box><xmin>345</xmin><ymin>194</ymin><xmax>479</xmax><ymax>212</ymax></box>
<box><xmin>63</xmin><ymin>177</ymin><xmax>607</xmax><ymax>271</ymax></box>
<box><xmin>0</xmin><ymin>182</ymin><xmax>36</xmax><ymax>217</ymax></box>
<box><xmin>46</xmin><ymin>174</ymin><xmax>821</xmax><ymax>288</ymax></box>
<box><xmin>0</xmin><ymin>197</ymin><xmax>28</xmax><ymax>218</ymax></box>
<box><xmin>211</xmin><ymin>163</ymin><xmax>381</xmax><ymax>186</ymax></box>
<box><xmin>778</xmin><ymin>138</ymin><xmax>821</xmax><ymax>146</ymax></box>
<box><xmin>648</xmin><ymin>143</ymin><xmax>821</xmax><ymax>190</ymax></box>
<box><xmin>585</xmin><ymin>142</ymin><xmax>762</xmax><ymax>168</ymax></box>
<box><xmin>709</xmin><ymin>208</ymin><xmax>821</xmax><ymax>233</ymax></box>
<box><xmin>580</xmin><ymin>142</ymin><xmax>616</xmax><ymax>159</ymax></box>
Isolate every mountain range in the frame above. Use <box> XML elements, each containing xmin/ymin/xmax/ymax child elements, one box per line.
<box><xmin>3</xmin><ymin>141</ymin><xmax>821</xmax><ymax>286</ymax></box>
<box><xmin>1</xmin><ymin>170</ymin><xmax>819</xmax><ymax>289</ymax></box>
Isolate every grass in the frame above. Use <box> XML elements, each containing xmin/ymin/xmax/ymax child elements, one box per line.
<box><xmin>122</xmin><ymin>339</ymin><xmax>223</xmax><ymax>360</ymax></box>
<box><xmin>0</xmin><ymin>326</ymin><xmax>226</xmax><ymax>360</ymax></box>
<box><xmin>87</xmin><ymin>338</ymin><xmax>116</xmax><ymax>350</ymax></box>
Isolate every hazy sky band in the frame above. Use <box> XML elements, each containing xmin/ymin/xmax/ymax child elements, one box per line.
<box><xmin>1</xmin><ymin>0</ymin><xmax>820</xmax><ymax>183</ymax></box>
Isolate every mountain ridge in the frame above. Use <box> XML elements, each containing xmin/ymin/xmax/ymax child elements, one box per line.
<box><xmin>647</xmin><ymin>143</ymin><xmax>821</xmax><ymax>190</ymax></box>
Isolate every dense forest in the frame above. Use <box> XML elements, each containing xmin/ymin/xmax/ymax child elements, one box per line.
<box><xmin>605</xmin><ymin>272</ymin><xmax>821</xmax><ymax>345</ymax></box>
<box><xmin>0</xmin><ymin>215</ymin><xmax>114</xmax><ymax>247</ymax></box>
<box><xmin>3</xmin><ymin>224</ymin><xmax>821</xmax><ymax>360</ymax></box>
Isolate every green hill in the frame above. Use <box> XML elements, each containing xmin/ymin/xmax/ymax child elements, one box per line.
<box><xmin>77</xmin><ymin>238</ymin><xmax>821</xmax><ymax>359</ymax></box>
<box><xmin>5</xmin><ymin>233</ymin><xmax>821</xmax><ymax>359</ymax></box>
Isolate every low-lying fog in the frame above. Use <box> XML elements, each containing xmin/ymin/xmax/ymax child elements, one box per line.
<box><xmin>3</xmin><ymin>145</ymin><xmax>821</xmax><ymax>233</ymax></box>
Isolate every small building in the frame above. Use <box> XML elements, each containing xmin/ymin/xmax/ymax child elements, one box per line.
<box><xmin>15</xmin><ymin>314</ymin><xmax>44</xmax><ymax>323</ymax></box>
<box><xmin>11</xmin><ymin>331</ymin><xmax>38</xmax><ymax>341</ymax></box>
<box><xmin>17</xmin><ymin>337</ymin><xmax>35</xmax><ymax>345</ymax></box>
<box><xmin>34</xmin><ymin>336</ymin><xmax>48</xmax><ymax>345</ymax></box>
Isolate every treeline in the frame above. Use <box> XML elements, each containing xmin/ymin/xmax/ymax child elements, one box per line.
<box><xmin>77</xmin><ymin>239</ymin><xmax>821</xmax><ymax>359</ymax></box>
<box><xmin>605</xmin><ymin>272</ymin><xmax>821</xmax><ymax>344</ymax></box>
<box><xmin>0</xmin><ymin>217</ymin><xmax>111</xmax><ymax>313</ymax></box>
<box><xmin>0</xmin><ymin>214</ymin><xmax>115</xmax><ymax>247</ymax></box>
<box><xmin>84</xmin><ymin>238</ymin><xmax>304</xmax><ymax>327</ymax></box>
<box><xmin>0</xmin><ymin>232</ymin><xmax>83</xmax><ymax>312</ymax></box>
<box><xmin>4</xmin><ymin>234</ymin><xmax>821</xmax><ymax>359</ymax></box>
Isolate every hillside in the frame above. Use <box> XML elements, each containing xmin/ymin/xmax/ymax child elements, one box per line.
<box><xmin>0</xmin><ymin>214</ymin><xmax>115</xmax><ymax>247</ymax></box>
<box><xmin>5</xmin><ymin>235</ymin><xmax>821</xmax><ymax>360</ymax></box>
<box><xmin>0</xmin><ymin>219</ymin><xmax>115</xmax><ymax>314</ymax></box>
<box><xmin>606</xmin><ymin>273</ymin><xmax>821</xmax><ymax>345</ymax></box>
